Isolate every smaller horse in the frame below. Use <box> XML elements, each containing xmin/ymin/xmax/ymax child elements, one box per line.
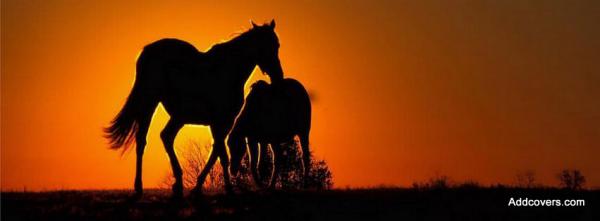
<box><xmin>228</xmin><ymin>78</ymin><xmax>311</xmax><ymax>188</ymax></box>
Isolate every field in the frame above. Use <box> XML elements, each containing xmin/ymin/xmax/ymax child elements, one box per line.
<box><xmin>2</xmin><ymin>188</ymin><xmax>598</xmax><ymax>220</ymax></box>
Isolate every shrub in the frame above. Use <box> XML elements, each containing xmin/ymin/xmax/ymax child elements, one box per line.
<box><xmin>306</xmin><ymin>158</ymin><xmax>334</xmax><ymax>190</ymax></box>
<box><xmin>428</xmin><ymin>175</ymin><xmax>451</xmax><ymax>189</ymax></box>
<box><xmin>160</xmin><ymin>141</ymin><xmax>226</xmax><ymax>193</ymax></box>
<box><xmin>515</xmin><ymin>170</ymin><xmax>537</xmax><ymax>188</ymax></box>
<box><xmin>271</xmin><ymin>140</ymin><xmax>333</xmax><ymax>190</ymax></box>
<box><xmin>161</xmin><ymin>139</ymin><xmax>333</xmax><ymax>191</ymax></box>
<box><xmin>273</xmin><ymin>141</ymin><xmax>305</xmax><ymax>189</ymax></box>
<box><xmin>456</xmin><ymin>180</ymin><xmax>481</xmax><ymax>189</ymax></box>
<box><xmin>557</xmin><ymin>169</ymin><xmax>586</xmax><ymax>190</ymax></box>
<box><xmin>412</xmin><ymin>175</ymin><xmax>452</xmax><ymax>190</ymax></box>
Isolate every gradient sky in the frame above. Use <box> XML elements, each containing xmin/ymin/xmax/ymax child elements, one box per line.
<box><xmin>2</xmin><ymin>0</ymin><xmax>599</xmax><ymax>190</ymax></box>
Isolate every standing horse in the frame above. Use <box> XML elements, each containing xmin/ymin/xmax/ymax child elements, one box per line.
<box><xmin>105</xmin><ymin>20</ymin><xmax>283</xmax><ymax>199</ymax></box>
<box><xmin>228</xmin><ymin>78</ymin><xmax>311</xmax><ymax>188</ymax></box>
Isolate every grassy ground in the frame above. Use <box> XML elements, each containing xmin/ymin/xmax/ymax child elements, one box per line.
<box><xmin>2</xmin><ymin>188</ymin><xmax>598</xmax><ymax>220</ymax></box>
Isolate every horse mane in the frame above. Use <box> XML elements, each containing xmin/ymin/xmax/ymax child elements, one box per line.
<box><xmin>207</xmin><ymin>27</ymin><xmax>259</xmax><ymax>55</ymax></box>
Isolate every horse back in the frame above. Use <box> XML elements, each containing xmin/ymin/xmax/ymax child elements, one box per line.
<box><xmin>238</xmin><ymin>78</ymin><xmax>311</xmax><ymax>143</ymax></box>
<box><xmin>281</xmin><ymin>78</ymin><xmax>311</xmax><ymax>132</ymax></box>
<box><xmin>137</xmin><ymin>38</ymin><xmax>243</xmax><ymax>124</ymax></box>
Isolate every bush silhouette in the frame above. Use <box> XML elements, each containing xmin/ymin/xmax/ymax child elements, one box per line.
<box><xmin>456</xmin><ymin>180</ymin><xmax>481</xmax><ymax>189</ymax></box>
<box><xmin>161</xmin><ymin>141</ymin><xmax>225</xmax><ymax>192</ymax></box>
<box><xmin>306</xmin><ymin>158</ymin><xmax>334</xmax><ymax>190</ymax></box>
<box><xmin>162</xmin><ymin>140</ymin><xmax>333</xmax><ymax>191</ymax></box>
<box><xmin>412</xmin><ymin>175</ymin><xmax>452</xmax><ymax>190</ymax></box>
<box><xmin>515</xmin><ymin>170</ymin><xmax>537</xmax><ymax>188</ymax></box>
<box><xmin>557</xmin><ymin>169</ymin><xmax>586</xmax><ymax>190</ymax></box>
<box><xmin>231</xmin><ymin>151</ymin><xmax>256</xmax><ymax>192</ymax></box>
<box><xmin>270</xmin><ymin>140</ymin><xmax>333</xmax><ymax>190</ymax></box>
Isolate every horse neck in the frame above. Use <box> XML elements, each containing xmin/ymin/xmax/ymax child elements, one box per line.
<box><xmin>212</xmin><ymin>40</ymin><xmax>257</xmax><ymax>88</ymax></box>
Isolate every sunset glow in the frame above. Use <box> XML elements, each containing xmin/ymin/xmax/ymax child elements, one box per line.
<box><xmin>2</xmin><ymin>0</ymin><xmax>599</xmax><ymax>190</ymax></box>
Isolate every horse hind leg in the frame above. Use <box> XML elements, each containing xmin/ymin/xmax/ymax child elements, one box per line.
<box><xmin>133</xmin><ymin>123</ymin><xmax>149</xmax><ymax>198</ymax></box>
<box><xmin>133</xmin><ymin>106</ymin><xmax>155</xmax><ymax>198</ymax></box>
<box><xmin>248</xmin><ymin>138</ymin><xmax>263</xmax><ymax>188</ymax></box>
<box><xmin>161</xmin><ymin>119</ymin><xmax>184</xmax><ymax>199</ymax></box>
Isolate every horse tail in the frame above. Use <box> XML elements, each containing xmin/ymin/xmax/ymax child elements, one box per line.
<box><xmin>104</xmin><ymin>77</ymin><xmax>153</xmax><ymax>152</ymax></box>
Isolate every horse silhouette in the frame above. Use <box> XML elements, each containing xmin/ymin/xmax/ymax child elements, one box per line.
<box><xmin>105</xmin><ymin>20</ymin><xmax>283</xmax><ymax>199</ymax></box>
<box><xmin>228</xmin><ymin>78</ymin><xmax>311</xmax><ymax>188</ymax></box>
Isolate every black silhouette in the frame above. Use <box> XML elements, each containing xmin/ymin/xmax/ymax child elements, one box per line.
<box><xmin>105</xmin><ymin>20</ymin><xmax>283</xmax><ymax>199</ymax></box>
<box><xmin>558</xmin><ymin>169</ymin><xmax>586</xmax><ymax>190</ymax></box>
<box><xmin>228</xmin><ymin>78</ymin><xmax>311</xmax><ymax>188</ymax></box>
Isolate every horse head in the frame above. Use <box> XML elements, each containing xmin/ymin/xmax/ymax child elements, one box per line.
<box><xmin>229</xmin><ymin>80</ymin><xmax>272</xmax><ymax>175</ymax></box>
<box><xmin>250</xmin><ymin>20</ymin><xmax>284</xmax><ymax>84</ymax></box>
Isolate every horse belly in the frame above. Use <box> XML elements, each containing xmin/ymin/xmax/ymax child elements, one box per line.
<box><xmin>161</xmin><ymin>98</ymin><xmax>212</xmax><ymax>125</ymax></box>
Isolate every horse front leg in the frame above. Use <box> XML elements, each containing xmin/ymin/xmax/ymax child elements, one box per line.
<box><xmin>216</xmin><ymin>139</ymin><xmax>234</xmax><ymax>194</ymax></box>
<box><xmin>248</xmin><ymin>138</ymin><xmax>263</xmax><ymax>188</ymax></box>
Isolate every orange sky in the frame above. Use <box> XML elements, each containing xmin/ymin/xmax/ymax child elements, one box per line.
<box><xmin>2</xmin><ymin>0</ymin><xmax>599</xmax><ymax>190</ymax></box>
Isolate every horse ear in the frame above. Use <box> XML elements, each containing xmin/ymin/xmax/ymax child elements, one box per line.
<box><xmin>269</xmin><ymin>19</ymin><xmax>276</xmax><ymax>29</ymax></box>
<box><xmin>251</xmin><ymin>20</ymin><xmax>258</xmax><ymax>28</ymax></box>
